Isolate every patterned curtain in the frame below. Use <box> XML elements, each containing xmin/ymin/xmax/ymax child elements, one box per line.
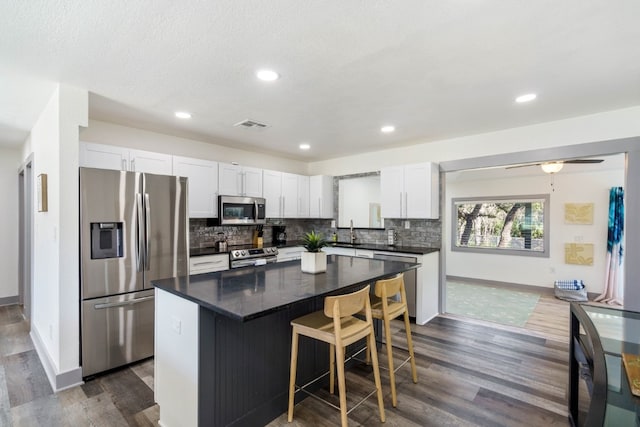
<box><xmin>595</xmin><ymin>187</ymin><xmax>624</xmax><ymax>305</ymax></box>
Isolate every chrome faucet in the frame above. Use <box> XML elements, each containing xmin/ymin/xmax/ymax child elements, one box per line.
<box><xmin>350</xmin><ymin>219</ymin><xmax>356</xmax><ymax>244</ymax></box>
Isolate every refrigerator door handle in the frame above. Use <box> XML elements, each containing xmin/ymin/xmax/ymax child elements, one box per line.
<box><xmin>94</xmin><ymin>295</ymin><xmax>155</xmax><ymax>309</ymax></box>
<box><xmin>135</xmin><ymin>193</ymin><xmax>144</xmax><ymax>272</ymax></box>
<box><xmin>144</xmin><ymin>193</ymin><xmax>151</xmax><ymax>271</ymax></box>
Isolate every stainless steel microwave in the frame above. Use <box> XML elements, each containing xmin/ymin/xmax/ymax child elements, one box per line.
<box><xmin>218</xmin><ymin>195</ymin><xmax>266</xmax><ymax>225</ymax></box>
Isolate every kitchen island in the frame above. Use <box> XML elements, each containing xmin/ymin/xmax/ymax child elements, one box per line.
<box><xmin>153</xmin><ymin>255</ymin><xmax>419</xmax><ymax>427</ymax></box>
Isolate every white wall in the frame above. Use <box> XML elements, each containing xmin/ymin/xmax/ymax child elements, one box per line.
<box><xmin>0</xmin><ymin>148</ymin><xmax>20</xmax><ymax>299</ymax></box>
<box><xmin>81</xmin><ymin>120</ymin><xmax>309</xmax><ymax>175</ymax></box>
<box><xmin>445</xmin><ymin>168</ymin><xmax>624</xmax><ymax>293</ymax></box>
<box><xmin>308</xmin><ymin>106</ymin><xmax>640</xmax><ymax>175</ymax></box>
<box><xmin>26</xmin><ymin>84</ymin><xmax>87</xmax><ymax>389</ymax></box>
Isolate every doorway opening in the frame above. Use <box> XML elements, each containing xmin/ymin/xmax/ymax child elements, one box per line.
<box><xmin>18</xmin><ymin>156</ymin><xmax>34</xmax><ymax>328</ymax></box>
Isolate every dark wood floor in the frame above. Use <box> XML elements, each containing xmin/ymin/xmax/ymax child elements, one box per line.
<box><xmin>270</xmin><ymin>292</ymin><xmax>571</xmax><ymax>426</ymax></box>
<box><xmin>0</xmin><ymin>293</ymin><xmax>571</xmax><ymax>426</ymax></box>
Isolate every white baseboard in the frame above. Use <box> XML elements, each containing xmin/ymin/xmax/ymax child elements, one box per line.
<box><xmin>30</xmin><ymin>326</ymin><xmax>83</xmax><ymax>392</ymax></box>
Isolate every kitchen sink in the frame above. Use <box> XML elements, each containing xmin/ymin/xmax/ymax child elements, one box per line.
<box><xmin>330</xmin><ymin>241</ymin><xmax>362</xmax><ymax>246</ymax></box>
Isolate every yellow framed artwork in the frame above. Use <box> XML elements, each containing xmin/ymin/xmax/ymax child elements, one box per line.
<box><xmin>565</xmin><ymin>243</ymin><xmax>594</xmax><ymax>266</ymax></box>
<box><xmin>564</xmin><ymin>203</ymin><xmax>594</xmax><ymax>225</ymax></box>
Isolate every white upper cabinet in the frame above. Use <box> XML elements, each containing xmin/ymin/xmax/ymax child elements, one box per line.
<box><xmin>281</xmin><ymin>172</ymin><xmax>299</xmax><ymax>218</ymax></box>
<box><xmin>80</xmin><ymin>142</ymin><xmax>172</xmax><ymax>175</ymax></box>
<box><xmin>381</xmin><ymin>162</ymin><xmax>439</xmax><ymax>219</ymax></box>
<box><xmin>173</xmin><ymin>156</ymin><xmax>219</xmax><ymax>218</ymax></box>
<box><xmin>263</xmin><ymin>169</ymin><xmax>284</xmax><ymax>217</ymax></box>
<box><xmin>297</xmin><ymin>175</ymin><xmax>310</xmax><ymax>218</ymax></box>
<box><xmin>264</xmin><ymin>171</ymin><xmax>310</xmax><ymax>218</ymax></box>
<box><xmin>80</xmin><ymin>142</ymin><xmax>129</xmax><ymax>171</ymax></box>
<box><xmin>129</xmin><ymin>149</ymin><xmax>173</xmax><ymax>175</ymax></box>
<box><xmin>380</xmin><ymin>166</ymin><xmax>405</xmax><ymax>218</ymax></box>
<box><xmin>218</xmin><ymin>163</ymin><xmax>263</xmax><ymax>197</ymax></box>
<box><xmin>309</xmin><ymin>175</ymin><xmax>334</xmax><ymax>218</ymax></box>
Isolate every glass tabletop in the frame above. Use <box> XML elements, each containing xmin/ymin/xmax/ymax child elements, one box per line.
<box><xmin>579</xmin><ymin>304</ymin><xmax>640</xmax><ymax>426</ymax></box>
<box><xmin>582</xmin><ymin>304</ymin><xmax>640</xmax><ymax>356</ymax></box>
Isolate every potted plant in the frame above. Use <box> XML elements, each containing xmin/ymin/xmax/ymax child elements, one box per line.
<box><xmin>301</xmin><ymin>231</ymin><xmax>328</xmax><ymax>274</ymax></box>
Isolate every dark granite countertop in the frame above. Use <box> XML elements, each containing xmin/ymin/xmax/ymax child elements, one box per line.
<box><xmin>153</xmin><ymin>255</ymin><xmax>419</xmax><ymax>322</ymax></box>
<box><xmin>276</xmin><ymin>240</ymin><xmax>439</xmax><ymax>255</ymax></box>
<box><xmin>190</xmin><ymin>241</ymin><xmax>440</xmax><ymax>257</ymax></box>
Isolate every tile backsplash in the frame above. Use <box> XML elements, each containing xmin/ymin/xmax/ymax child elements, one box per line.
<box><xmin>189</xmin><ymin>218</ymin><xmax>441</xmax><ymax>248</ymax></box>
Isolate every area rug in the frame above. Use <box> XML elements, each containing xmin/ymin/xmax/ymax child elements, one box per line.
<box><xmin>446</xmin><ymin>281</ymin><xmax>540</xmax><ymax>327</ymax></box>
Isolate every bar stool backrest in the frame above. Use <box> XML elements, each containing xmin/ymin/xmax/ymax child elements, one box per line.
<box><xmin>374</xmin><ymin>273</ymin><xmax>404</xmax><ymax>299</ymax></box>
<box><xmin>324</xmin><ymin>285</ymin><xmax>371</xmax><ymax>318</ymax></box>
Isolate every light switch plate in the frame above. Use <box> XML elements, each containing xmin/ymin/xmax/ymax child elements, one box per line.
<box><xmin>404</xmin><ymin>220</ymin><xmax>410</xmax><ymax>229</ymax></box>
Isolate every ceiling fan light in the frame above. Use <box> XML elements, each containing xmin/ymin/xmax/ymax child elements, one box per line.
<box><xmin>541</xmin><ymin>162</ymin><xmax>563</xmax><ymax>174</ymax></box>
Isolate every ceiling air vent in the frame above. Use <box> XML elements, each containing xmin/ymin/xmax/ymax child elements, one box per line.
<box><xmin>233</xmin><ymin>119</ymin><xmax>270</xmax><ymax>129</ymax></box>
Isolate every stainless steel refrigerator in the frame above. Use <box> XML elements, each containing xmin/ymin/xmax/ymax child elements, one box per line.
<box><xmin>80</xmin><ymin>167</ymin><xmax>188</xmax><ymax>377</ymax></box>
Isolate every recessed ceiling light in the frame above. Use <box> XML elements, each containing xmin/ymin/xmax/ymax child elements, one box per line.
<box><xmin>175</xmin><ymin>111</ymin><xmax>191</xmax><ymax>119</ymax></box>
<box><xmin>299</xmin><ymin>143</ymin><xmax>311</xmax><ymax>150</ymax></box>
<box><xmin>515</xmin><ymin>93</ymin><xmax>537</xmax><ymax>103</ymax></box>
<box><xmin>256</xmin><ymin>69</ymin><xmax>280</xmax><ymax>81</ymax></box>
<box><xmin>381</xmin><ymin>125</ymin><xmax>395</xmax><ymax>133</ymax></box>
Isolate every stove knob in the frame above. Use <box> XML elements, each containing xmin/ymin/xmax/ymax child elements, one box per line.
<box><xmin>234</xmin><ymin>251</ymin><xmax>240</xmax><ymax>257</ymax></box>
<box><xmin>266</xmin><ymin>248</ymin><xmax>272</xmax><ymax>253</ymax></box>
<box><xmin>241</xmin><ymin>250</ymin><xmax>247</xmax><ymax>256</ymax></box>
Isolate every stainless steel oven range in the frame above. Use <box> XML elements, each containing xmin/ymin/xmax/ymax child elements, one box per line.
<box><xmin>229</xmin><ymin>246</ymin><xmax>278</xmax><ymax>268</ymax></box>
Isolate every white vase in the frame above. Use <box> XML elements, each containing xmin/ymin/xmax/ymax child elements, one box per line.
<box><xmin>301</xmin><ymin>251</ymin><xmax>327</xmax><ymax>274</ymax></box>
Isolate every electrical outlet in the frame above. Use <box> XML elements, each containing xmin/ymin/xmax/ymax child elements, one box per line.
<box><xmin>574</xmin><ymin>235</ymin><xmax>584</xmax><ymax>242</ymax></box>
<box><xmin>171</xmin><ymin>316</ymin><xmax>182</xmax><ymax>335</ymax></box>
<box><xmin>330</xmin><ymin>220</ymin><xmax>336</xmax><ymax>228</ymax></box>
<box><xmin>404</xmin><ymin>220</ymin><xmax>410</xmax><ymax>229</ymax></box>
<box><xmin>550</xmin><ymin>266</ymin><xmax>555</xmax><ymax>274</ymax></box>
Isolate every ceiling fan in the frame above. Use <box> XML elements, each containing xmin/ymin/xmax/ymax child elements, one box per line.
<box><xmin>507</xmin><ymin>158</ymin><xmax>604</xmax><ymax>174</ymax></box>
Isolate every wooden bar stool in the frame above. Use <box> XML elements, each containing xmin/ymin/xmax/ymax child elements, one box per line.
<box><xmin>287</xmin><ymin>285</ymin><xmax>385</xmax><ymax>427</ymax></box>
<box><xmin>365</xmin><ymin>273</ymin><xmax>418</xmax><ymax>407</ymax></box>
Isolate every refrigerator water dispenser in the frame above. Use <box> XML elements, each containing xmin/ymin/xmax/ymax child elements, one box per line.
<box><xmin>90</xmin><ymin>222</ymin><xmax>123</xmax><ymax>259</ymax></box>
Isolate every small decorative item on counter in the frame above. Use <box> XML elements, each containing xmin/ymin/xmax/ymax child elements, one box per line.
<box><xmin>301</xmin><ymin>231</ymin><xmax>328</xmax><ymax>274</ymax></box>
<box><xmin>332</xmin><ymin>231</ymin><xmax>338</xmax><ymax>242</ymax></box>
<box><xmin>216</xmin><ymin>232</ymin><xmax>227</xmax><ymax>251</ymax></box>
<box><xmin>253</xmin><ymin>225</ymin><xmax>264</xmax><ymax>247</ymax></box>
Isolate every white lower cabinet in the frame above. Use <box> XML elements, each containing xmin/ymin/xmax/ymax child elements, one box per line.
<box><xmin>276</xmin><ymin>246</ymin><xmax>304</xmax><ymax>262</ymax></box>
<box><xmin>322</xmin><ymin>246</ymin><xmax>355</xmax><ymax>256</ymax></box>
<box><xmin>189</xmin><ymin>254</ymin><xmax>229</xmax><ymax>274</ymax></box>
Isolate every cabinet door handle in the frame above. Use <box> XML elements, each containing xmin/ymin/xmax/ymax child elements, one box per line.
<box><xmin>399</xmin><ymin>192</ymin><xmax>403</xmax><ymax>216</ymax></box>
<box><xmin>122</xmin><ymin>159</ymin><xmax>127</xmax><ymax>171</ymax></box>
<box><xmin>193</xmin><ymin>260</ymin><xmax>224</xmax><ymax>266</ymax></box>
<box><xmin>405</xmin><ymin>192</ymin><xmax>408</xmax><ymax>217</ymax></box>
<box><xmin>131</xmin><ymin>158</ymin><xmax>136</xmax><ymax>171</ymax></box>
<box><xmin>95</xmin><ymin>295</ymin><xmax>154</xmax><ymax>309</ymax></box>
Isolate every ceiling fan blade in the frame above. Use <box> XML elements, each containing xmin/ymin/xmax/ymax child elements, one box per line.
<box><xmin>563</xmin><ymin>159</ymin><xmax>604</xmax><ymax>164</ymax></box>
<box><xmin>505</xmin><ymin>163</ymin><xmax>541</xmax><ymax>169</ymax></box>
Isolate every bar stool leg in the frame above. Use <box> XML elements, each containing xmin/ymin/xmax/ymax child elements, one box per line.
<box><xmin>334</xmin><ymin>343</ymin><xmax>348</xmax><ymax>427</ymax></box>
<box><xmin>368</xmin><ymin>327</ymin><xmax>386</xmax><ymax>422</ymax></box>
<box><xmin>287</xmin><ymin>331</ymin><xmax>299</xmax><ymax>422</ymax></box>
<box><xmin>329</xmin><ymin>344</ymin><xmax>335</xmax><ymax>394</ymax></box>
<box><xmin>403</xmin><ymin>310</ymin><xmax>418</xmax><ymax>383</ymax></box>
<box><xmin>383</xmin><ymin>314</ymin><xmax>397</xmax><ymax>407</ymax></box>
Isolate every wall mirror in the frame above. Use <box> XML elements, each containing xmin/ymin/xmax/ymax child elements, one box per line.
<box><xmin>338</xmin><ymin>173</ymin><xmax>384</xmax><ymax>229</ymax></box>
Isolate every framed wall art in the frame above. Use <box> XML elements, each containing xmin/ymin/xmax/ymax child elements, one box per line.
<box><xmin>564</xmin><ymin>203</ymin><xmax>594</xmax><ymax>225</ymax></box>
<box><xmin>37</xmin><ymin>173</ymin><xmax>48</xmax><ymax>212</ymax></box>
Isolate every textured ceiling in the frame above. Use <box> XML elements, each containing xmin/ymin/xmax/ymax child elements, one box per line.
<box><xmin>1</xmin><ymin>1</ymin><xmax>639</xmax><ymax>161</ymax></box>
